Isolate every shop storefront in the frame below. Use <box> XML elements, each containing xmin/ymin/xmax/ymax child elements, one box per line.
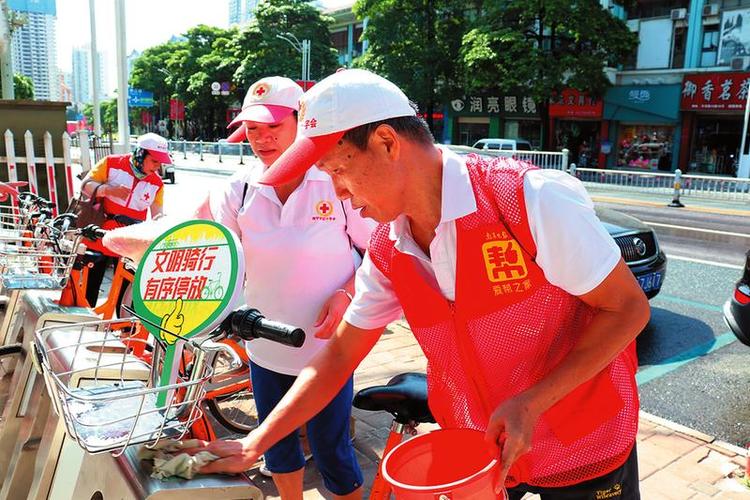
<box><xmin>602</xmin><ymin>84</ymin><xmax>681</xmax><ymax>171</ymax></box>
<box><xmin>549</xmin><ymin>89</ymin><xmax>603</xmax><ymax>167</ymax></box>
<box><xmin>444</xmin><ymin>92</ymin><xmax>541</xmax><ymax>147</ymax></box>
<box><xmin>679</xmin><ymin>71</ymin><xmax>750</xmax><ymax>176</ymax></box>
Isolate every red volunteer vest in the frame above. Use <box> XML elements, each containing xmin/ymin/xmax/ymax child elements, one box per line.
<box><xmin>87</xmin><ymin>154</ymin><xmax>163</xmax><ymax>256</ymax></box>
<box><xmin>368</xmin><ymin>155</ymin><xmax>639</xmax><ymax>488</ymax></box>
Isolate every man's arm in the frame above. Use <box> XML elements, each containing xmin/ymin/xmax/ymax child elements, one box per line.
<box><xmin>190</xmin><ymin>321</ymin><xmax>385</xmax><ymax>474</ymax></box>
<box><xmin>486</xmin><ymin>258</ymin><xmax>649</xmax><ymax>486</ymax></box>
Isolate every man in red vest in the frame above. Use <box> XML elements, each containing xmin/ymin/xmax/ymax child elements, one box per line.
<box><xmin>189</xmin><ymin>70</ymin><xmax>650</xmax><ymax>499</ymax></box>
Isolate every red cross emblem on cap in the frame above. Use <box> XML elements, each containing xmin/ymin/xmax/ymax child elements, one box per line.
<box><xmin>143</xmin><ymin>192</ymin><xmax>151</xmax><ymax>201</ymax></box>
<box><xmin>252</xmin><ymin>82</ymin><xmax>270</xmax><ymax>99</ymax></box>
<box><xmin>316</xmin><ymin>200</ymin><xmax>333</xmax><ymax>218</ymax></box>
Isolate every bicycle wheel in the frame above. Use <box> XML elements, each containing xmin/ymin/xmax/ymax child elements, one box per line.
<box><xmin>205</xmin><ymin>346</ymin><xmax>258</xmax><ymax>438</ymax></box>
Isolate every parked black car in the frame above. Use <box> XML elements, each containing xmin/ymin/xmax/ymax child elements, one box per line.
<box><xmin>447</xmin><ymin>145</ymin><xmax>667</xmax><ymax>298</ymax></box>
<box><xmin>724</xmin><ymin>250</ymin><xmax>750</xmax><ymax>345</ymax></box>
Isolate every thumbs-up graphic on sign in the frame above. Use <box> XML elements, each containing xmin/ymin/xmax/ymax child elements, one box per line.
<box><xmin>159</xmin><ymin>298</ymin><xmax>184</xmax><ymax>345</ymax></box>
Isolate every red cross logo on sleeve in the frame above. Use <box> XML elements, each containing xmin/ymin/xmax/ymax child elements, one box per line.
<box><xmin>315</xmin><ymin>200</ymin><xmax>333</xmax><ymax>218</ymax></box>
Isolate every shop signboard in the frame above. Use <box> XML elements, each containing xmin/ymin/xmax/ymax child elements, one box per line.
<box><xmin>549</xmin><ymin>89</ymin><xmax>603</xmax><ymax>119</ymax></box>
<box><xmin>604</xmin><ymin>84</ymin><xmax>681</xmax><ymax>122</ymax></box>
<box><xmin>449</xmin><ymin>94</ymin><xmax>538</xmax><ymax>117</ymax></box>
<box><xmin>680</xmin><ymin>72</ymin><xmax>750</xmax><ymax>110</ymax></box>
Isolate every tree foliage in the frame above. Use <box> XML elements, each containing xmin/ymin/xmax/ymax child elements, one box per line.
<box><xmin>353</xmin><ymin>0</ymin><xmax>472</xmax><ymax>132</ymax></box>
<box><xmin>0</xmin><ymin>73</ymin><xmax>34</xmax><ymax>99</ymax></box>
<box><xmin>461</xmin><ymin>0</ymin><xmax>637</xmax><ymax>146</ymax></box>
<box><xmin>127</xmin><ymin>0</ymin><xmax>337</xmax><ymax>140</ymax></box>
<box><xmin>232</xmin><ymin>0</ymin><xmax>338</xmax><ymax>88</ymax></box>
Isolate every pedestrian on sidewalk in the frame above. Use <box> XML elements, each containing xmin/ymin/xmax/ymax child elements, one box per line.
<box><xmin>80</xmin><ymin>133</ymin><xmax>167</xmax><ymax>307</ymax></box>
<box><xmin>187</xmin><ymin>70</ymin><xmax>650</xmax><ymax>499</ymax></box>
<box><xmin>192</xmin><ymin>76</ymin><xmax>373</xmax><ymax>500</ymax></box>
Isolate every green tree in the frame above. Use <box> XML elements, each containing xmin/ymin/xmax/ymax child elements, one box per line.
<box><xmin>82</xmin><ymin>97</ymin><xmax>118</xmax><ymax>133</ymax></box>
<box><xmin>353</xmin><ymin>0</ymin><xmax>471</xmax><ymax>133</ymax></box>
<box><xmin>0</xmin><ymin>73</ymin><xmax>34</xmax><ymax>99</ymax></box>
<box><xmin>129</xmin><ymin>42</ymin><xmax>178</xmax><ymax>124</ymax></box>
<box><xmin>461</xmin><ymin>0</ymin><xmax>637</xmax><ymax>148</ymax></box>
<box><xmin>232</xmin><ymin>0</ymin><xmax>338</xmax><ymax>89</ymax></box>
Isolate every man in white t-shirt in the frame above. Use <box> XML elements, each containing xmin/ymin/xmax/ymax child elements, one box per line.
<box><xmin>193</xmin><ymin>76</ymin><xmax>374</xmax><ymax>500</ymax></box>
<box><xmin>189</xmin><ymin>71</ymin><xmax>650</xmax><ymax>499</ymax></box>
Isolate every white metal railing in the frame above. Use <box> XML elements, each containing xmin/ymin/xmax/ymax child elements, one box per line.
<box><xmin>165</xmin><ymin>139</ymin><xmax>256</xmax><ymax>165</ymax></box>
<box><xmin>570</xmin><ymin>165</ymin><xmax>750</xmax><ymax>203</ymax></box>
<box><xmin>456</xmin><ymin>146</ymin><xmax>569</xmax><ymax>171</ymax></box>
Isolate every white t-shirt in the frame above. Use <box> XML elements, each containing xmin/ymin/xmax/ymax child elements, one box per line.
<box><xmin>210</xmin><ymin>164</ymin><xmax>375</xmax><ymax>375</ymax></box>
<box><xmin>344</xmin><ymin>146</ymin><xmax>621</xmax><ymax>330</ymax></box>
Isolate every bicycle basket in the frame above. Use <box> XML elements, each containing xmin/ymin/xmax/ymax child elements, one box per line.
<box><xmin>0</xmin><ymin>230</ymin><xmax>80</xmax><ymax>290</ymax></box>
<box><xmin>34</xmin><ymin>318</ymin><xmax>214</xmax><ymax>455</ymax></box>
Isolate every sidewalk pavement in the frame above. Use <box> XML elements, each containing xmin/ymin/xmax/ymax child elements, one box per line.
<box><xmin>244</xmin><ymin>319</ymin><xmax>750</xmax><ymax>499</ymax></box>
<box><xmin>170</xmin><ymin>156</ymin><xmax>750</xmax><ymax>498</ymax></box>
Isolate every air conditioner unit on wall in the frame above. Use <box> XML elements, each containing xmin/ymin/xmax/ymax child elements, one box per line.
<box><xmin>671</xmin><ymin>8</ymin><xmax>688</xmax><ymax>20</ymax></box>
<box><xmin>703</xmin><ymin>4</ymin><xmax>719</xmax><ymax>17</ymax></box>
<box><xmin>731</xmin><ymin>56</ymin><xmax>750</xmax><ymax>70</ymax></box>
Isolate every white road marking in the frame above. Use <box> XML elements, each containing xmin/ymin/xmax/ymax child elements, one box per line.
<box><xmin>644</xmin><ymin>221</ymin><xmax>750</xmax><ymax>239</ymax></box>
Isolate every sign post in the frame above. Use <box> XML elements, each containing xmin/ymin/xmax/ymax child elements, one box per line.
<box><xmin>132</xmin><ymin>220</ymin><xmax>244</xmax><ymax>406</ymax></box>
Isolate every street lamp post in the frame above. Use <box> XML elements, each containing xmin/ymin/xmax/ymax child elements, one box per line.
<box><xmin>276</xmin><ymin>32</ymin><xmax>311</xmax><ymax>83</ymax></box>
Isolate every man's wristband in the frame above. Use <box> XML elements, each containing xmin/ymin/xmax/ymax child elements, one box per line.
<box><xmin>336</xmin><ymin>288</ymin><xmax>353</xmax><ymax>301</ymax></box>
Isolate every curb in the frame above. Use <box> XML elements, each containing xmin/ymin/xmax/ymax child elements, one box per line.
<box><xmin>640</xmin><ymin>410</ymin><xmax>748</xmax><ymax>458</ymax></box>
<box><xmin>591</xmin><ymin>195</ymin><xmax>750</xmax><ymax>217</ymax></box>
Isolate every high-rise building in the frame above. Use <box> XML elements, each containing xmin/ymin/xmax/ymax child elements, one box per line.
<box><xmin>8</xmin><ymin>0</ymin><xmax>58</xmax><ymax>100</ymax></box>
<box><xmin>229</xmin><ymin>0</ymin><xmax>260</xmax><ymax>26</ymax></box>
<box><xmin>71</xmin><ymin>45</ymin><xmax>107</xmax><ymax>105</ymax></box>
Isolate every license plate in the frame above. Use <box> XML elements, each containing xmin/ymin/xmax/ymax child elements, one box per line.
<box><xmin>637</xmin><ymin>272</ymin><xmax>662</xmax><ymax>293</ymax></box>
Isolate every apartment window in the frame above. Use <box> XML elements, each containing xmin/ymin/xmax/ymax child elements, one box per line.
<box><xmin>701</xmin><ymin>26</ymin><xmax>720</xmax><ymax>67</ymax></box>
<box><xmin>672</xmin><ymin>26</ymin><xmax>687</xmax><ymax>68</ymax></box>
<box><xmin>721</xmin><ymin>0</ymin><xmax>750</xmax><ymax>8</ymax></box>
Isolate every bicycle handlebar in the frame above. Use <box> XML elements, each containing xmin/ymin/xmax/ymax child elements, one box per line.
<box><xmin>223</xmin><ymin>308</ymin><xmax>305</xmax><ymax>348</ymax></box>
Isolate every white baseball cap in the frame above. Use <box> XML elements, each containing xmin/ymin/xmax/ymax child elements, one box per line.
<box><xmin>136</xmin><ymin>133</ymin><xmax>172</xmax><ymax>164</ymax></box>
<box><xmin>259</xmin><ymin>69</ymin><xmax>416</xmax><ymax>186</ymax></box>
<box><xmin>226</xmin><ymin>76</ymin><xmax>304</xmax><ymax>143</ymax></box>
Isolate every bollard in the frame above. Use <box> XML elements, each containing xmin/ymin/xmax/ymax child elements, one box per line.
<box><xmin>239</xmin><ymin>143</ymin><xmax>244</xmax><ymax>165</ymax></box>
<box><xmin>183</xmin><ymin>139</ymin><xmax>187</xmax><ymax>160</ymax></box>
<box><xmin>668</xmin><ymin>168</ymin><xmax>685</xmax><ymax>207</ymax></box>
<box><xmin>199</xmin><ymin>140</ymin><xmax>204</xmax><ymax>161</ymax></box>
<box><xmin>561</xmin><ymin>148</ymin><xmax>569</xmax><ymax>171</ymax></box>
<box><xmin>569</xmin><ymin>163</ymin><xmax>577</xmax><ymax>178</ymax></box>
<box><xmin>218</xmin><ymin>141</ymin><xmax>223</xmax><ymax>163</ymax></box>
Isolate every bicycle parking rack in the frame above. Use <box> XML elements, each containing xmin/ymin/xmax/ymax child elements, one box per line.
<box><xmin>0</xmin><ymin>290</ymin><xmax>98</xmax><ymax>500</ymax></box>
<box><xmin>63</xmin><ymin>448</ymin><xmax>262</xmax><ymax>500</ymax></box>
<box><xmin>0</xmin><ymin>305</ymin><xmax>263</xmax><ymax>500</ymax></box>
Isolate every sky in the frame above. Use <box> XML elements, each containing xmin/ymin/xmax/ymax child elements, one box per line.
<box><xmin>56</xmin><ymin>0</ymin><xmax>230</xmax><ymax>92</ymax></box>
<box><xmin>55</xmin><ymin>0</ymin><xmax>346</xmax><ymax>94</ymax></box>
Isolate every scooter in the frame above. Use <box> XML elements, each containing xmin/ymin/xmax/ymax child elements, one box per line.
<box><xmin>724</xmin><ymin>250</ymin><xmax>750</xmax><ymax>346</ymax></box>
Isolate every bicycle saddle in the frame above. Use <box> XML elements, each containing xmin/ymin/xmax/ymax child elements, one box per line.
<box><xmin>353</xmin><ymin>372</ymin><xmax>435</xmax><ymax>424</ymax></box>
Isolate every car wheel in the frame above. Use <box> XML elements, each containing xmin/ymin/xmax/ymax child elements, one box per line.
<box><xmin>169</xmin><ymin>172</ymin><xmax>175</xmax><ymax>184</ymax></box>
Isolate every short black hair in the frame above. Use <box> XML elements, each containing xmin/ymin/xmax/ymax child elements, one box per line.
<box><xmin>341</xmin><ymin>107</ymin><xmax>434</xmax><ymax>150</ymax></box>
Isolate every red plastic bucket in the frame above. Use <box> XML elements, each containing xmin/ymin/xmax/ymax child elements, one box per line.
<box><xmin>381</xmin><ymin>428</ymin><xmax>507</xmax><ymax>499</ymax></box>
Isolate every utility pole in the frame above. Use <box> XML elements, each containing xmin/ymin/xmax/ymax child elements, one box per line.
<box><xmin>89</xmin><ymin>0</ymin><xmax>102</xmax><ymax>136</ymax></box>
<box><xmin>1</xmin><ymin>0</ymin><xmax>15</xmax><ymax>99</ymax></box>
<box><xmin>277</xmin><ymin>33</ymin><xmax>311</xmax><ymax>85</ymax></box>
<box><xmin>114</xmin><ymin>0</ymin><xmax>130</xmax><ymax>152</ymax></box>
